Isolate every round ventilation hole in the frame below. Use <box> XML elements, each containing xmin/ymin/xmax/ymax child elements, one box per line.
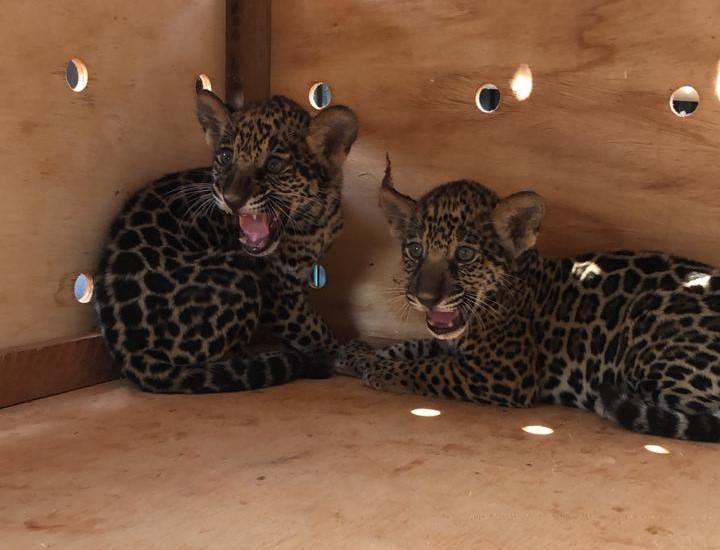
<box><xmin>74</xmin><ymin>273</ymin><xmax>94</xmax><ymax>303</ymax></box>
<box><xmin>511</xmin><ymin>64</ymin><xmax>533</xmax><ymax>101</ymax></box>
<box><xmin>309</xmin><ymin>264</ymin><xmax>327</xmax><ymax>289</ymax></box>
<box><xmin>308</xmin><ymin>82</ymin><xmax>332</xmax><ymax>110</ymax></box>
<box><xmin>669</xmin><ymin>85</ymin><xmax>699</xmax><ymax>117</ymax></box>
<box><xmin>195</xmin><ymin>74</ymin><xmax>213</xmax><ymax>94</ymax></box>
<box><xmin>475</xmin><ymin>84</ymin><xmax>500</xmax><ymax>113</ymax></box>
<box><xmin>66</xmin><ymin>58</ymin><xmax>89</xmax><ymax>92</ymax></box>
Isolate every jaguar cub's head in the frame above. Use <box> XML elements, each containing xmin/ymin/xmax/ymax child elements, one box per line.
<box><xmin>196</xmin><ymin>90</ymin><xmax>358</xmax><ymax>256</ymax></box>
<box><xmin>379</xmin><ymin>158</ymin><xmax>544</xmax><ymax>339</ymax></box>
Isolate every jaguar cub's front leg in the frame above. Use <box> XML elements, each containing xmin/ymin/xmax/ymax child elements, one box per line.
<box><xmin>339</xmin><ymin>338</ymin><xmax>533</xmax><ymax>406</ymax></box>
<box><xmin>334</xmin><ymin>339</ymin><xmax>377</xmax><ymax>377</ymax></box>
<box><xmin>334</xmin><ymin>338</ymin><xmax>441</xmax><ymax>378</ymax></box>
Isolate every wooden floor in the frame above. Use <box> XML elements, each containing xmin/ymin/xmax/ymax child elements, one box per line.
<box><xmin>1</xmin><ymin>378</ymin><xmax>718</xmax><ymax>550</ymax></box>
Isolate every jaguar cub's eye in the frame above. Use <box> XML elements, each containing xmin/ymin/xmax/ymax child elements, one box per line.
<box><xmin>456</xmin><ymin>245</ymin><xmax>476</xmax><ymax>262</ymax></box>
<box><xmin>216</xmin><ymin>148</ymin><xmax>233</xmax><ymax>167</ymax></box>
<box><xmin>406</xmin><ymin>242</ymin><xmax>424</xmax><ymax>260</ymax></box>
<box><xmin>265</xmin><ymin>157</ymin><xmax>285</xmax><ymax>174</ymax></box>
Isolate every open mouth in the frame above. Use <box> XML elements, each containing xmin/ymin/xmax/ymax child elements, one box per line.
<box><xmin>425</xmin><ymin>309</ymin><xmax>466</xmax><ymax>339</ymax></box>
<box><xmin>236</xmin><ymin>210</ymin><xmax>280</xmax><ymax>255</ymax></box>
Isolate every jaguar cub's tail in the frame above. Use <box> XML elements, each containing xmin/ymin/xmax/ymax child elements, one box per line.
<box><xmin>123</xmin><ymin>348</ymin><xmax>332</xmax><ymax>394</ymax></box>
<box><xmin>596</xmin><ymin>383</ymin><xmax>720</xmax><ymax>443</ymax></box>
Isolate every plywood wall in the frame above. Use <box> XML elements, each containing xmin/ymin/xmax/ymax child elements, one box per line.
<box><xmin>271</xmin><ymin>0</ymin><xmax>720</xmax><ymax>341</ymax></box>
<box><xmin>0</xmin><ymin>1</ymin><xmax>225</xmax><ymax>350</ymax></box>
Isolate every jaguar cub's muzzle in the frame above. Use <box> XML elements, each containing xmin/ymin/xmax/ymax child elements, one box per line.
<box><xmin>235</xmin><ymin>209</ymin><xmax>281</xmax><ymax>256</ymax></box>
<box><xmin>219</xmin><ymin>173</ymin><xmax>285</xmax><ymax>256</ymax></box>
<box><xmin>424</xmin><ymin>307</ymin><xmax>466</xmax><ymax>340</ymax></box>
<box><xmin>408</xmin><ymin>263</ymin><xmax>468</xmax><ymax>340</ymax></box>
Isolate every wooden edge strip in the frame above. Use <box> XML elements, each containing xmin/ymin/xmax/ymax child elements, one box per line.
<box><xmin>226</xmin><ymin>0</ymin><xmax>271</xmax><ymax>104</ymax></box>
<box><xmin>0</xmin><ymin>334</ymin><xmax>119</xmax><ymax>409</ymax></box>
<box><xmin>0</xmin><ymin>331</ymin><xmax>399</xmax><ymax>409</ymax></box>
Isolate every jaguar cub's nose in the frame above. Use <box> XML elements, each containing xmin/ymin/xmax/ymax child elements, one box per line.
<box><xmin>223</xmin><ymin>174</ymin><xmax>254</xmax><ymax>211</ymax></box>
<box><xmin>416</xmin><ymin>291</ymin><xmax>443</xmax><ymax>310</ymax></box>
<box><xmin>223</xmin><ymin>190</ymin><xmax>252</xmax><ymax>212</ymax></box>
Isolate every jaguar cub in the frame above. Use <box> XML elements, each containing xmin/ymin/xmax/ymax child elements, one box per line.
<box><xmin>337</xmin><ymin>160</ymin><xmax>720</xmax><ymax>442</ymax></box>
<box><xmin>95</xmin><ymin>90</ymin><xmax>357</xmax><ymax>393</ymax></box>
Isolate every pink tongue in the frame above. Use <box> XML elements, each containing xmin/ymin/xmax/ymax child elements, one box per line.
<box><xmin>238</xmin><ymin>213</ymin><xmax>271</xmax><ymax>246</ymax></box>
<box><xmin>427</xmin><ymin>310</ymin><xmax>458</xmax><ymax>327</ymax></box>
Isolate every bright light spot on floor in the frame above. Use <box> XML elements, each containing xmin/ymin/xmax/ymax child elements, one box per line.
<box><xmin>716</xmin><ymin>61</ymin><xmax>720</xmax><ymax>101</ymax></box>
<box><xmin>644</xmin><ymin>444</ymin><xmax>670</xmax><ymax>455</ymax></box>
<box><xmin>522</xmin><ymin>425</ymin><xmax>554</xmax><ymax>436</ymax></box>
<box><xmin>511</xmin><ymin>64</ymin><xmax>533</xmax><ymax>101</ymax></box>
<box><xmin>683</xmin><ymin>272</ymin><xmax>710</xmax><ymax>289</ymax></box>
<box><xmin>572</xmin><ymin>261</ymin><xmax>603</xmax><ymax>282</ymax></box>
<box><xmin>411</xmin><ymin>408</ymin><xmax>441</xmax><ymax>417</ymax></box>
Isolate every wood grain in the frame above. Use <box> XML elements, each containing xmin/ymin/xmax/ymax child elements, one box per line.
<box><xmin>271</xmin><ymin>0</ymin><xmax>720</xmax><ymax>340</ymax></box>
<box><xmin>1</xmin><ymin>378</ymin><xmax>718</xmax><ymax>548</ymax></box>
<box><xmin>0</xmin><ymin>1</ymin><xmax>225</xmax><ymax>350</ymax></box>
<box><xmin>0</xmin><ymin>335</ymin><xmax>117</xmax><ymax>408</ymax></box>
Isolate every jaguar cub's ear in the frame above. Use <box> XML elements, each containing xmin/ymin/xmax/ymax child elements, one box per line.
<box><xmin>491</xmin><ymin>191</ymin><xmax>545</xmax><ymax>259</ymax></box>
<box><xmin>379</xmin><ymin>155</ymin><xmax>416</xmax><ymax>240</ymax></box>
<box><xmin>307</xmin><ymin>106</ymin><xmax>359</xmax><ymax>175</ymax></box>
<box><xmin>196</xmin><ymin>90</ymin><xmax>231</xmax><ymax>149</ymax></box>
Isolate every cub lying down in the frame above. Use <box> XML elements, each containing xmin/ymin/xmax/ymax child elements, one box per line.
<box><xmin>337</xmin><ymin>159</ymin><xmax>720</xmax><ymax>442</ymax></box>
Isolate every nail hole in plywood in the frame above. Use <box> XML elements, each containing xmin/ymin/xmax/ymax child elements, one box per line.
<box><xmin>669</xmin><ymin>85</ymin><xmax>699</xmax><ymax>117</ymax></box>
<box><xmin>475</xmin><ymin>84</ymin><xmax>500</xmax><ymax>113</ymax></box>
<box><xmin>195</xmin><ymin>74</ymin><xmax>213</xmax><ymax>94</ymax></box>
<box><xmin>65</xmin><ymin>58</ymin><xmax>88</xmax><ymax>92</ymax></box>
<box><xmin>308</xmin><ymin>82</ymin><xmax>332</xmax><ymax>110</ymax></box>
<box><xmin>74</xmin><ymin>273</ymin><xmax>94</xmax><ymax>303</ymax></box>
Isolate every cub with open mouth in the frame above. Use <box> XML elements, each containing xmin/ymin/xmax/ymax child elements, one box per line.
<box><xmin>336</xmin><ymin>157</ymin><xmax>720</xmax><ymax>443</ymax></box>
<box><xmin>202</xmin><ymin>94</ymin><xmax>351</xmax><ymax>259</ymax></box>
<box><xmin>94</xmin><ymin>88</ymin><xmax>358</xmax><ymax>394</ymax></box>
<box><xmin>379</xmin><ymin>159</ymin><xmax>482</xmax><ymax>342</ymax></box>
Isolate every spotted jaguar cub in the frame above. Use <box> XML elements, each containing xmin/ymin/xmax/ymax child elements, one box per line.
<box><xmin>95</xmin><ymin>90</ymin><xmax>357</xmax><ymax>392</ymax></box>
<box><xmin>337</xmin><ymin>160</ymin><xmax>720</xmax><ymax>441</ymax></box>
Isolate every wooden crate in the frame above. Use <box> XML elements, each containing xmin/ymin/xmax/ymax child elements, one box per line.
<box><xmin>2</xmin><ymin>0</ymin><xmax>720</xmax><ymax>405</ymax></box>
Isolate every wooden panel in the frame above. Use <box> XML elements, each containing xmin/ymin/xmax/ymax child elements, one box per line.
<box><xmin>0</xmin><ymin>335</ymin><xmax>117</xmax><ymax>408</ymax></box>
<box><xmin>0</xmin><ymin>1</ymin><xmax>225</xmax><ymax>349</ymax></box>
<box><xmin>227</xmin><ymin>0</ymin><xmax>271</xmax><ymax>104</ymax></box>
<box><xmin>272</xmin><ymin>0</ymin><xmax>720</xmax><ymax>340</ymax></box>
<box><xmin>2</xmin><ymin>379</ymin><xmax>718</xmax><ymax>548</ymax></box>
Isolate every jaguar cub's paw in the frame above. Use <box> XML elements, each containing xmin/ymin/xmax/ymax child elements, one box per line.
<box><xmin>334</xmin><ymin>339</ymin><xmax>376</xmax><ymax>378</ymax></box>
<box><xmin>361</xmin><ymin>369</ymin><xmax>387</xmax><ymax>391</ymax></box>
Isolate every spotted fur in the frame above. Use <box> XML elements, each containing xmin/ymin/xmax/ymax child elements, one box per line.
<box><xmin>95</xmin><ymin>91</ymin><xmax>357</xmax><ymax>393</ymax></box>
<box><xmin>337</xmin><ymin>163</ymin><xmax>720</xmax><ymax>442</ymax></box>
